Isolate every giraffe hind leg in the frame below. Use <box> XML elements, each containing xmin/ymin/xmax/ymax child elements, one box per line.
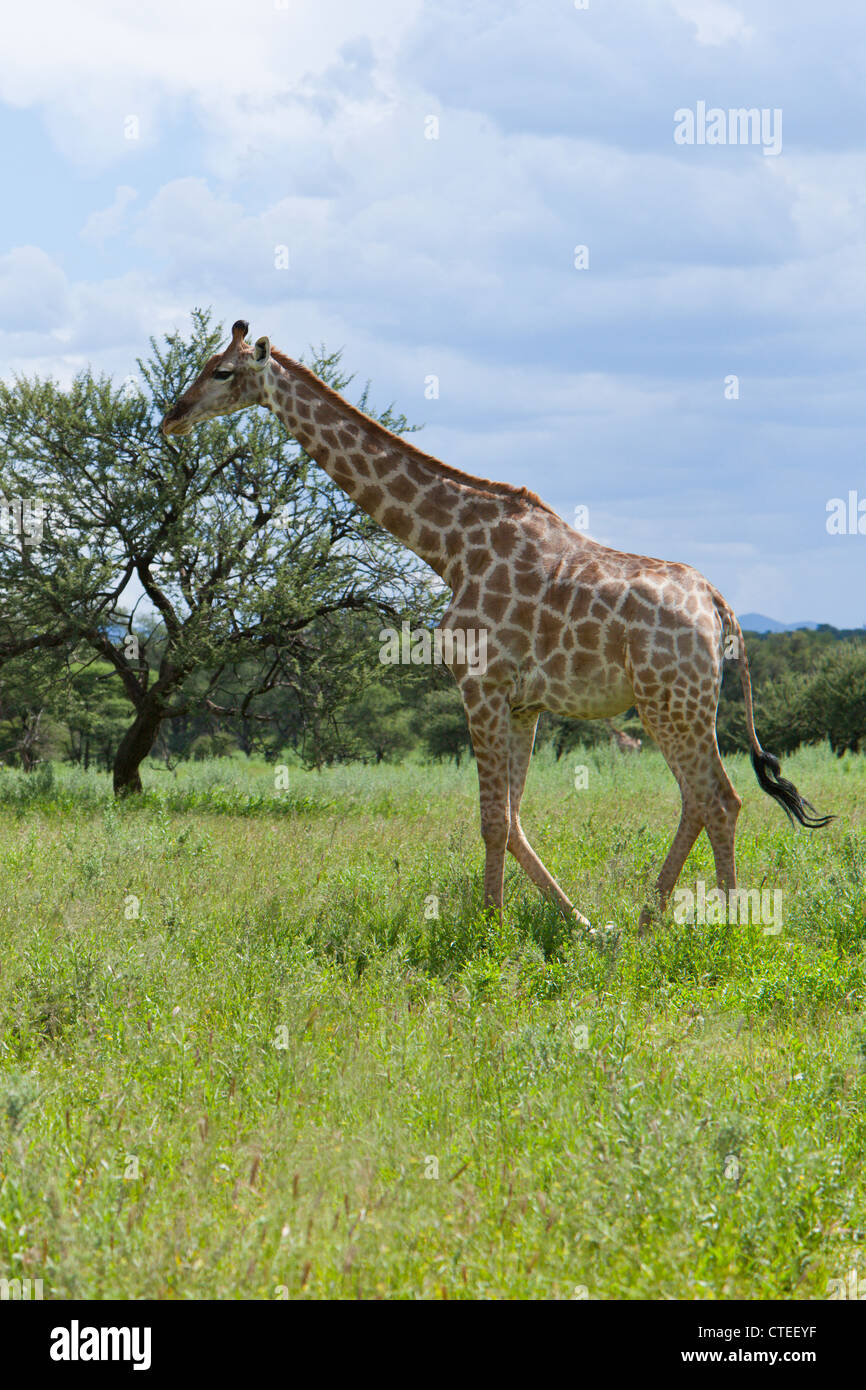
<box><xmin>638</xmin><ymin>792</ymin><xmax>704</xmax><ymax>932</ymax></box>
<box><xmin>637</xmin><ymin>707</ymin><xmax>740</xmax><ymax>929</ymax></box>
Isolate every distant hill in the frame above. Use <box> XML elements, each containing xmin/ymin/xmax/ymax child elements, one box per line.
<box><xmin>738</xmin><ymin>613</ymin><xmax>820</xmax><ymax>634</ymax></box>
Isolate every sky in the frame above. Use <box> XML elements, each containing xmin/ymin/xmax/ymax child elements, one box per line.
<box><xmin>1</xmin><ymin>0</ymin><xmax>864</xmax><ymax>626</ymax></box>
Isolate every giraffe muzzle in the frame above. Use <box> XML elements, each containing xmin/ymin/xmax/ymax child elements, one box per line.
<box><xmin>161</xmin><ymin>406</ymin><xmax>192</xmax><ymax>437</ymax></box>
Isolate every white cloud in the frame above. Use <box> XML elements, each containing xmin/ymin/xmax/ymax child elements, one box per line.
<box><xmin>0</xmin><ymin>247</ymin><xmax>70</xmax><ymax>331</ymax></box>
<box><xmin>0</xmin><ymin>0</ymin><xmax>420</xmax><ymax>169</ymax></box>
<box><xmin>80</xmin><ymin>185</ymin><xmax>138</xmax><ymax>246</ymax></box>
<box><xmin>1</xmin><ymin>0</ymin><xmax>865</xmax><ymax>625</ymax></box>
<box><xmin>668</xmin><ymin>0</ymin><xmax>753</xmax><ymax>47</ymax></box>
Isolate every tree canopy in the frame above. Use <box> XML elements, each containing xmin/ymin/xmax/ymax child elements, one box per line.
<box><xmin>0</xmin><ymin>309</ymin><xmax>441</xmax><ymax>789</ymax></box>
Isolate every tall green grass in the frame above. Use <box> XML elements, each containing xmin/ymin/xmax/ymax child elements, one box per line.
<box><xmin>0</xmin><ymin>745</ymin><xmax>863</xmax><ymax>1298</ymax></box>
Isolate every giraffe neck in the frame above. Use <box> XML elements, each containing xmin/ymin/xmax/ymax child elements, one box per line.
<box><xmin>261</xmin><ymin>354</ymin><xmax>513</xmax><ymax>585</ymax></box>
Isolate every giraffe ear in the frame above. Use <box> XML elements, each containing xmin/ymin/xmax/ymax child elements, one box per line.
<box><xmin>252</xmin><ymin>336</ymin><xmax>271</xmax><ymax>370</ymax></box>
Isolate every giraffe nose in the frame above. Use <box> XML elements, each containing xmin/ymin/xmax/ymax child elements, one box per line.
<box><xmin>161</xmin><ymin>406</ymin><xmax>186</xmax><ymax>435</ymax></box>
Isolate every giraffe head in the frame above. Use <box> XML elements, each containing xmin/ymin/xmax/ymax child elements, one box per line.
<box><xmin>161</xmin><ymin>319</ymin><xmax>272</xmax><ymax>436</ymax></box>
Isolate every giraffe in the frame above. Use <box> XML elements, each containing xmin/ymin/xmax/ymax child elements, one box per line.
<box><xmin>161</xmin><ymin>321</ymin><xmax>832</xmax><ymax>933</ymax></box>
<box><xmin>605</xmin><ymin>720</ymin><xmax>642</xmax><ymax>754</ymax></box>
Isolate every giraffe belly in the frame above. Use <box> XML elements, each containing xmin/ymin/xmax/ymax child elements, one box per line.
<box><xmin>546</xmin><ymin>680</ymin><xmax>635</xmax><ymax>720</ymax></box>
<box><xmin>512</xmin><ymin>664</ymin><xmax>635</xmax><ymax>720</ymax></box>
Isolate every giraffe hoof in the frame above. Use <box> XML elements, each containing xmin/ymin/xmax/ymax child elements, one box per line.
<box><xmin>583</xmin><ymin>921</ymin><xmax>620</xmax><ymax>952</ymax></box>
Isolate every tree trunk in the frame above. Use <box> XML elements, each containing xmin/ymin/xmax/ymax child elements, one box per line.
<box><xmin>113</xmin><ymin>703</ymin><xmax>163</xmax><ymax>797</ymax></box>
<box><xmin>19</xmin><ymin>709</ymin><xmax>43</xmax><ymax>772</ymax></box>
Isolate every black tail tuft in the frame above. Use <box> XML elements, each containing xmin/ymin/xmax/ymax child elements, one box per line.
<box><xmin>750</xmin><ymin>749</ymin><xmax>834</xmax><ymax>829</ymax></box>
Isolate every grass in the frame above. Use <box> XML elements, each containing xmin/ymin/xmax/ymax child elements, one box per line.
<box><xmin>0</xmin><ymin>743</ymin><xmax>864</xmax><ymax>1299</ymax></box>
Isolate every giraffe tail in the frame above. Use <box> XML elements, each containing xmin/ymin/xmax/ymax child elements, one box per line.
<box><xmin>720</xmin><ymin>605</ymin><xmax>834</xmax><ymax>830</ymax></box>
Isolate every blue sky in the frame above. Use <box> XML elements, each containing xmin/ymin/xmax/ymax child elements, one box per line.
<box><xmin>1</xmin><ymin>0</ymin><xmax>864</xmax><ymax>625</ymax></box>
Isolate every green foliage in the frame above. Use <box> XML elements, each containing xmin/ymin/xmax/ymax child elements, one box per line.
<box><xmin>718</xmin><ymin>631</ymin><xmax>866</xmax><ymax>757</ymax></box>
<box><xmin>0</xmin><ymin>308</ymin><xmax>439</xmax><ymax>789</ymax></box>
<box><xmin>805</xmin><ymin>644</ymin><xmax>866</xmax><ymax>755</ymax></box>
<box><xmin>338</xmin><ymin>681</ymin><xmax>415</xmax><ymax>764</ymax></box>
<box><xmin>410</xmin><ymin>686</ymin><xmax>473</xmax><ymax>765</ymax></box>
<box><xmin>549</xmin><ymin>716</ymin><xmax>612</xmax><ymax>759</ymax></box>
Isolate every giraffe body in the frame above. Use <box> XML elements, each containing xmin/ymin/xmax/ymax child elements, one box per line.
<box><xmin>162</xmin><ymin>322</ymin><xmax>832</xmax><ymax>933</ymax></box>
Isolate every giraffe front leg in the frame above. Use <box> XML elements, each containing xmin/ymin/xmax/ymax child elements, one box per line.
<box><xmin>506</xmin><ymin>713</ymin><xmax>592</xmax><ymax>929</ymax></box>
<box><xmin>462</xmin><ymin>687</ymin><xmax>604</xmax><ymax>944</ymax></box>
<box><xmin>461</xmin><ymin>687</ymin><xmax>513</xmax><ymax>920</ymax></box>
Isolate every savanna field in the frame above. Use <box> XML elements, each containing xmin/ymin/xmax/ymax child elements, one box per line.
<box><xmin>1</xmin><ymin>746</ymin><xmax>864</xmax><ymax>1300</ymax></box>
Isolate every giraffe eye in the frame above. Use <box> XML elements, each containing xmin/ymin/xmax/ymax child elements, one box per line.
<box><xmin>212</xmin><ymin>369</ymin><xmax>234</xmax><ymax>380</ymax></box>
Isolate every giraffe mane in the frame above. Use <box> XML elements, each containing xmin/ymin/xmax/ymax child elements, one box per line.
<box><xmin>267</xmin><ymin>347</ymin><xmax>562</xmax><ymax>519</ymax></box>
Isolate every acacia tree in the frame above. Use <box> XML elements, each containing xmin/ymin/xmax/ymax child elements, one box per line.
<box><xmin>804</xmin><ymin>644</ymin><xmax>866</xmax><ymax>755</ymax></box>
<box><xmin>0</xmin><ymin>309</ymin><xmax>439</xmax><ymax>792</ymax></box>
